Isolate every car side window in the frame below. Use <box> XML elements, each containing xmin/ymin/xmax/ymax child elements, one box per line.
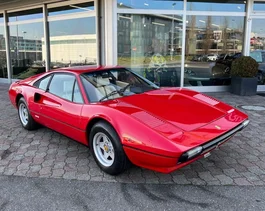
<box><xmin>48</xmin><ymin>74</ymin><xmax>76</xmax><ymax>101</ymax></box>
<box><xmin>73</xmin><ymin>80</ymin><xmax>84</xmax><ymax>103</ymax></box>
<box><xmin>33</xmin><ymin>75</ymin><xmax>53</xmax><ymax>91</ymax></box>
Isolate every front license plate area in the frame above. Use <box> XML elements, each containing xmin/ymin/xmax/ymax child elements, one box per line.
<box><xmin>204</xmin><ymin>152</ymin><xmax>211</xmax><ymax>158</ymax></box>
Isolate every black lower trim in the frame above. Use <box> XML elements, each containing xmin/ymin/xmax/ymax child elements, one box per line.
<box><xmin>178</xmin><ymin>119</ymin><xmax>249</xmax><ymax>163</ymax></box>
<box><xmin>202</xmin><ymin>120</ymin><xmax>248</xmax><ymax>152</ymax></box>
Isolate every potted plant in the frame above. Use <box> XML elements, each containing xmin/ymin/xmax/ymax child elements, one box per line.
<box><xmin>230</xmin><ymin>56</ymin><xmax>259</xmax><ymax>96</ymax></box>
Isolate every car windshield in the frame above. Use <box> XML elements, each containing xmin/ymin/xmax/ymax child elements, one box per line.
<box><xmin>81</xmin><ymin>68</ymin><xmax>159</xmax><ymax>102</ymax></box>
<box><xmin>250</xmin><ymin>51</ymin><xmax>265</xmax><ymax>63</ymax></box>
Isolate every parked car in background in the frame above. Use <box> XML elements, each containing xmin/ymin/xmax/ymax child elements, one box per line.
<box><xmin>191</xmin><ymin>54</ymin><xmax>208</xmax><ymax>62</ymax></box>
<box><xmin>185</xmin><ymin>50</ymin><xmax>265</xmax><ymax>86</ymax></box>
<box><xmin>213</xmin><ymin>51</ymin><xmax>265</xmax><ymax>84</ymax></box>
<box><xmin>207</xmin><ymin>54</ymin><xmax>218</xmax><ymax>61</ymax></box>
<box><xmin>191</xmin><ymin>54</ymin><xmax>219</xmax><ymax>62</ymax></box>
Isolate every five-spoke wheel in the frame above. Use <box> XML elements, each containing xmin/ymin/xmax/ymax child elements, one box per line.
<box><xmin>90</xmin><ymin>121</ymin><xmax>130</xmax><ymax>175</ymax></box>
<box><xmin>93</xmin><ymin>132</ymin><xmax>115</xmax><ymax>167</ymax></box>
<box><xmin>18</xmin><ymin>97</ymin><xmax>38</xmax><ymax>130</ymax></box>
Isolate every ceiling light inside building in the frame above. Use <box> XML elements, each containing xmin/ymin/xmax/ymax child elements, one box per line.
<box><xmin>212</xmin><ymin>23</ymin><xmax>219</xmax><ymax>27</ymax></box>
<box><xmin>152</xmin><ymin>22</ymin><xmax>165</xmax><ymax>26</ymax></box>
<box><xmin>119</xmin><ymin>15</ymin><xmax>131</xmax><ymax>20</ymax></box>
<box><xmin>69</xmin><ymin>5</ymin><xmax>91</xmax><ymax>11</ymax></box>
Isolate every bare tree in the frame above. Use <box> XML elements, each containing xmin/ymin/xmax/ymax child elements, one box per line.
<box><xmin>222</xmin><ymin>17</ymin><xmax>229</xmax><ymax>54</ymax></box>
<box><xmin>186</xmin><ymin>15</ymin><xmax>197</xmax><ymax>56</ymax></box>
<box><xmin>202</xmin><ymin>16</ymin><xmax>213</xmax><ymax>55</ymax></box>
<box><xmin>185</xmin><ymin>3</ymin><xmax>197</xmax><ymax>58</ymax></box>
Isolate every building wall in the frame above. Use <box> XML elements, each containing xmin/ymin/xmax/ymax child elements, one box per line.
<box><xmin>42</xmin><ymin>34</ymin><xmax>97</xmax><ymax>65</ymax></box>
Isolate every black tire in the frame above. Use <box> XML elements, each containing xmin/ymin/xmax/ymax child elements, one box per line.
<box><xmin>257</xmin><ymin>71</ymin><xmax>265</xmax><ymax>85</ymax></box>
<box><xmin>18</xmin><ymin>97</ymin><xmax>38</xmax><ymax>130</ymax></box>
<box><xmin>89</xmin><ymin>121</ymin><xmax>131</xmax><ymax>175</ymax></box>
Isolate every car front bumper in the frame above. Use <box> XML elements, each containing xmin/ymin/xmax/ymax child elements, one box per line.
<box><xmin>123</xmin><ymin>119</ymin><xmax>250</xmax><ymax>174</ymax></box>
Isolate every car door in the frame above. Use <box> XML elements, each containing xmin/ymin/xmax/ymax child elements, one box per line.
<box><xmin>29</xmin><ymin>73</ymin><xmax>54</xmax><ymax>121</ymax></box>
<box><xmin>34</xmin><ymin>73</ymin><xmax>85</xmax><ymax>142</ymax></box>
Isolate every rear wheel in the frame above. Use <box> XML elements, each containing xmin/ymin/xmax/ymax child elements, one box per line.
<box><xmin>89</xmin><ymin>121</ymin><xmax>130</xmax><ymax>175</ymax></box>
<box><xmin>18</xmin><ymin>97</ymin><xmax>38</xmax><ymax>130</ymax></box>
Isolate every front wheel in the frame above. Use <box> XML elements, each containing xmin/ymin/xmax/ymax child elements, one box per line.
<box><xmin>89</xmin><ymin>121</ymin><xmax>130</xmax><ymax>175</ymax></box>
<box><xmin>18</xmin><ymin>97</ymin><xmax>38</xmax><ymax>130</ymax></box>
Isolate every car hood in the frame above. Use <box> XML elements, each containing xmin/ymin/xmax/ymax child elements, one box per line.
<box><xmin>114</xmin><ymin>88</ymin><xmax>226</xmax><ymax>132</ymax></box>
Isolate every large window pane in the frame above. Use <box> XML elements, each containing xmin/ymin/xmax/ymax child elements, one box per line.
<box><xmin>118</xmin><ymin>14</ymin><xmax>182</xmax><ymax>87</ymax></box>
<box><xmin>187</xmin><ymin>0</ymin><xmax>245</xmax><ymax>12</ymax></box>
<box><xmin>9</xmin><ymin>22</ymin><xmax>45</xmax><ymax>79</ymax></box>
<box><xmin>184</xmin><ymin>16</ymin><xmax>244</xmax><ymax>87</ymax></box>
<box><xmin>0</xmin><ymin>16</ymin><xmax>7</xmax><ymax>78</ymax></box>
<box><xmin>49</xmin><ymin>16</ymin><xmax>97</xmax><ymax>68</ymax></box>
<box><xmin>118</xmin><ymin>0</ymin><xmax>183</xmax><ymax>10</ymax></box>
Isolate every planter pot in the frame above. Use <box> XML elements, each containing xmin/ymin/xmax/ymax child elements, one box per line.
<box><xmin>231</xmin><ymin>77</ymin><xmax>258</xmax><ymax>96</ymax></box>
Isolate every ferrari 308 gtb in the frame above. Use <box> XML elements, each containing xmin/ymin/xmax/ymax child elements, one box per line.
<box><xmin>9</xmin><ymin>66</ymin><xmax>249</xmax><ymax>175</ymax></box>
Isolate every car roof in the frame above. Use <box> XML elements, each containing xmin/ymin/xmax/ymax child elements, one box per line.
<box><xmin>50</xmin><ymin>65</ymin><xmax>125</xmax><ymax>74</ymax></box>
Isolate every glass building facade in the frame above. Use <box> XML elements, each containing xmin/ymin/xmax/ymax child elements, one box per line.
<box><xmin>0</xmin><ymin>0</ymin><xmax>265</xmax><ymax>93</ymax></box>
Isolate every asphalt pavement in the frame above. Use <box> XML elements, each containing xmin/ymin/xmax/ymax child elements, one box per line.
<box><xmin>0</xmin><ymin>175</ymin><xmax>264</xmax><ymax>211</ymax></box>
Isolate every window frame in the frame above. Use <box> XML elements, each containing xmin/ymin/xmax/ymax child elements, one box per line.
<box><xmin>72</xmin><ymin>78</ymin><xmax>85</xmax><ymax>103</ymax></box>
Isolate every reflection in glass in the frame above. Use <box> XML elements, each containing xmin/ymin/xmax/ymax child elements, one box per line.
<box><xmin>8</xmin><ymin>8</ymin><xmax>43</xmax><ymax>22</ymax></box>
<box><xmin>49</xmin><ymin>17</ymin><xmax>97</xmax><ymax>69</ymax></box>
<box><xmin>253</xmin><ymin>1</ymin><xmax>265</xmax><ymax>11</ymax></box>
<box><xmin>184</xmin><ymin>16</ymin><xmax>244</xmax><ymax>87</ymax></box>
<box><xmin>250</xmin><ymin>19</ymin><xmax>265</xmax><ymax>85</ymax></box>
<box><xmin>48</xmin><ymin>2</ymin><xmax>94</xmax><ymax>16</ymax></box>
<box><xmin>117</xmin><ymin>14</ymin><xmax>182</xmax><ymax>87</ymax></box>
<box><xmin>251</xmin><ymin>19</ymin><xmax>265</xmax><ymax>51</ymax></box>
<box><xmin>187</xmin><ymin>0</ymin><xmax>245</xmax><ymax>12</ymax></box>
<box><xmin>0</xmin><ymin>18</ymin><xmax>7</xmax><ymax>78</ymax></box>
<box><xmin>9</xmin><ymin>22</ymin><xmax>45</xmax><ymax>79</ymax></box>
<box><xmin>117</xmin><ymin>0</ymin><xmax>183</xmax><ymax>10</ymax></box>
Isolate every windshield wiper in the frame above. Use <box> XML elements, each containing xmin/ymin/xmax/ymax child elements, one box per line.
<box><xmin>99</xmin><ymin>90</ymin><xmax>119</xmax><ymax>102</ymax></box>
<box><xmin>119</xmin><ymin>83</ymin><xmax>131</xmax><ymax>94</ymax></box>
<box><xmin>99</xmin><ymin>84</ymin><xmax>131</xmax><ymax>102</ymax></box>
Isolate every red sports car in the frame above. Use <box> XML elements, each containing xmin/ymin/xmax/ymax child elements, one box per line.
<box><xmin>9</xmin><ymin>66</ymin><xmax>249</xmax><ymax>175</ymax></box>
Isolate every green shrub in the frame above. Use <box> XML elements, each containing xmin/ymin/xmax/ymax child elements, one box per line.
<box><xmin>231</xmin><ymin>56</ymin><xmax>258</xmax><ymax>78</ymax></box>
